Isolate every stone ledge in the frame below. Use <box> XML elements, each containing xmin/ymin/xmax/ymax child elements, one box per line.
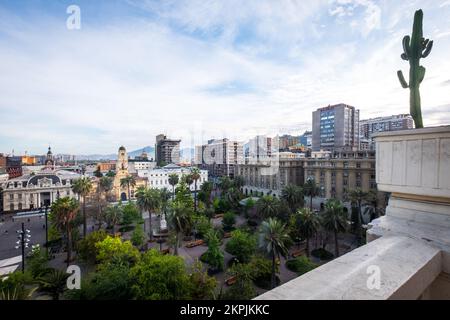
<box><xmin>254</xmin><ymin>236</ymin><xmax>441</xmax><ymax>300</ymax></box>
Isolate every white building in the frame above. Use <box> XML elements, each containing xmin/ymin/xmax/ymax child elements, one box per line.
<box><xmin>138</xmin><ymin>164</ymin><xmax>208</xmax><ymax>191</ymax></box>
<box><xmin>129</xmin><ymin>160</ymin><xmax>156</xmax><ymax>173</ymax></box>
<box><xmin>2</xmin><ymin>168</ymin><xmax>82</xmax><ymax>212</ymax></box>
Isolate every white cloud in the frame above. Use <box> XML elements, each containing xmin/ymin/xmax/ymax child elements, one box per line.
<box><xmin>0</xmin><ymin>1</ymin><xmax>449</xmax><ymax>155</ymax></box>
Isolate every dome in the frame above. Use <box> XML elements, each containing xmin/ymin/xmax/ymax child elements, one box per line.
<box><xmin>119</xmin><ymin>146</ymin><xmax>126</xmax><ymax>151</ymax></box>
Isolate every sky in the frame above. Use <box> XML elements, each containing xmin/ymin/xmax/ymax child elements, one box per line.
<box><xmin>0</xmin><ymin>0</ymin><xmax>449</xmax><ymax>155</ymax></box>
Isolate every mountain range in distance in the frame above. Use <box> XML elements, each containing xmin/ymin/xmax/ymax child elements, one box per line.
<box><xmin>72</xmin><ymin>146</ymin><xmax>194</xmax><ymax>161</ymax></box>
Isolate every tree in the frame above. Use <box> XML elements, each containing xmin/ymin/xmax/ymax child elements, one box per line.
<box><xmin>105</xmin><ymin>170</ymin><xmax>116</xmax><ymax>178</ymax></box>
<box><xmin>76</xmin><ymin>230</ymin><xmax>108</xmax><ymax>264</ymax></box>
<box><xmin>167</xmin><ymin>201</ymin><xmax>192</xmax><ymax>255</ymax></box>
<box><xmin>93</xmin><ymin>167</ymin><xmax>103</xmax><ymax>178</ymax></box>
<box><xmin>131</xmin><ymin>227</ymin><xmax>145</xmax><ymax>247</ymax></box>
<box><xmin>221</xmin><ymin>262</ymin><xmax>256</xmax><ymax>300</ymax></box>
<box><xmin>225</xmin><ymin>229</ymin><xmax>257</xmax><ymax>263</ymax></box>
<box><xmin>233</xmin><ymin>175</ymin><xmax>245</xmax><ymax>190</ymax></box>
<box><xmin>121</xmin><ymin>202</ymin><xmax>141</xmax><ymax>226</ymax></box>
<box><xmin>72</xmin><ymin>177</ymin><xmax>93</xmax><ymax>238</ymax></box>
<box><xmin>104</xmin><ymin>205</ymin><xmax>123</xmax><ymax>235</ymax></box>
<box><xmin>0</xmin><ymin>272</ymin><xmax>36</xmax><ymax>300</ymax></box>
<box><xmin>222</xmin><ymin>211</ymin><xmax>236</xmax><ymax>231</ymax></box>
<box><xmin>95</xmin><ymin>236</ymin><xmax>140</xmax><ymax>267</ymax></box>
<box><xmin>93</xmin><ymin>176</ymin><xmax>113</xmax><ymax>230</ymax></box>
<box><xmin>347</xmin><ymin>188</ymin><xmax>369</xmax><ymax>241</ymax></box>
<box><xmin>322</xmin><ymin>199</ymin><xmax>348</xmax><ymax>257</ymax></box>
<box><xmin>51</xmin><ymin>197</ymin><xmax>79</xmax><ymax>266</ymax></box>
<box><xmin>202</xmin><ymin>229</ymin><xmax>224</xmax><ymax>271</ymax></box>
<box><xmin>136</xmin><ymin>186</ymin><xmax>161</xmax><ymax>240</ymax></box>
<box><xmin>193</xmin><ymin>214</ymin><xmax>213</xmax><ymax>239</ymax></box>
<box><xmin>198</xmin><ymin>181</ymin><xmax>213</xmax><ymax>208</ymax></box>
<box><xmin>218</xmin><ymin>176</ymin><xmax>233</xmax><ymax>194</ymax></box>
<box><xmin>99</xmin><ymin>176</ymin><xmax>113</xmax><ymax>202</ymax></box>
<box><xmin>188</xmin><ymin>260</ymin><xmax>217</xmax><ymax>300</ymax></box>
<box><xmin>182</xmin><ymin>174</ymin><xmax>194</xmax><ymax>189</ymax></box>
<box><xmin>159</xmin><ymin>188</ymin><xmax>171</xmax><ymax>220</ymax></box>
<box><xmin>190</xmin><ymin>167</ymin><xmax>201</xmax><ymax>212</ymax></box>
<box><xmin>66</xmin><ymin>262</ymin><xmax>134</xmax><ymax>300</ymax></box>
<box><xmin>303</xmin><ymin>178</ymin><xmax>320</xmax><ymax>211</ymax></box>
<box><xmin>168</xmin><ymin>173</ymin><xmax>179</xmax><ymax>199</ymax></box>
<box><xmin>258</xmin><ymin>218</ymin><xmax>291</xmax><ymax>289</ymax></box>
<box><xmin>256</xmin><ymin>195</ymin><xmax>280</xmax><ymax>220</ymax></box>
<box><xmin>130</xmin><ymin>249</ymin><xmax>191</xmax><ymax>300</ymax></box>
<box><xmin>281</xmin><ymin>185</ymin><xmax>304</xmax><ymax>214</ymax></box>
<box><xmin>120</xmin><ymin>175</ymin><xmax>136</xmax><ymax>200</ymax></box>
<box><xmin>36</xmin><ymin>269</ymin><xmax>69</xmax><ymax>300</ymax></box>
<box><xmin>297</xmin><ymin>208</ymin><xmax>320</xmax><ymax>257</ymax></box>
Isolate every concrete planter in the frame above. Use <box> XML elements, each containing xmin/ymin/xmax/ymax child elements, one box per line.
<box><xmin>375</xmin><ymin>126</ymin><xmax>450</xmax><ymax>198</ymax></box>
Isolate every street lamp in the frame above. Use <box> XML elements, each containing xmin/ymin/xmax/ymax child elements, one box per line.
<box><xmin>15</xmin><ymin>222</ymin><xmax>31</xmax><ymax>272</ymax></box>
<box><xmin>44</xmin><ymin>204</ymin><xmax>49</xmax><ymax>256</ymax></box>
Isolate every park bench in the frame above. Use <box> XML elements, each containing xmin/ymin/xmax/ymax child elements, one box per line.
<box><xmin>114</xmin><ymin>232</ymin><xmax>122</xmax><ymax>238</ymax></box>
<box><xmin>160</xmin><ymin>248</ymin><xmax>170</xmax><ymax>255</ymax></box>
<box><xmin>223</xmin><ymin>232</ymin><xmax>232</xmax><ymax>238</ymax></box>
<box><xmin>186</xmin><ymin>239</ymin><xmax>204</xmax><ymax>248</ymax></box>
<box><xmin>291</xmin><ymin>249</ymin><xmax>305</xmax><ymax>258</ymax></box>
<box><xmin>214</xmin><ymin>213</ymin><xmax>224</xmax><ymax>219</ymax></box>
<box><xmin>225</xmin><ymin>276</ymin><xmax>237</xmax><ymax>286</ymax></box>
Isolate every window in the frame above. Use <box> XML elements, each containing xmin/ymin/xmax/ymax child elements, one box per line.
<box><xmin>10</xmin><ymin>194</ymin><xmax>14</xmax><ymax>200</ymax></box>
<box><xmin>18</xmin><ymin>203</ymin><xmax>22</xmax><ymax>210</ymax></box>
<box><xmin>18</xmin><ymin>194</ymin><xmax>22</xmax><ymax>200</ymax></box>
<box><xmin>356</xmin><ymin>162</ymin><xmax>361</xmax><ymax>168</ymax></box>
<box><xmin>10</xmin><ymin>204</ymin><xmax>14</xmax><ymax>211</ymax></box>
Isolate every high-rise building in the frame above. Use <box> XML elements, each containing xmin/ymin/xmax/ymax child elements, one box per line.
<box><xmin>246</xmin><ymin>135</ymin><xmax>276</xmax><ymax>163</ymax></box>
<box><xmin>359</xmin><ymin>114</ymin><xmax>414</xmax><ymax>149</ymax></box>
<box><xmin>312</xmin><ymin>104</ymin><xmax>360</xmax><ymax>152</ymax></box>
<box><xmin>195</xmin><ymin>138</ymin><xmax>243</xmax><ymax>178</ymax></box>
<box><xmin>155</xmin><ymin>134</ymin><xmax>181</xmax><ymax>166</ymax></box>
<box><xmin>278</xmin><ymin>135</ymin><xmax>300</xmax><ymax>151</ymax></box>
<box><xmin>299</xmin><ymin>130</ymin><xmax>312</xmax><ymax>149</ymax></box>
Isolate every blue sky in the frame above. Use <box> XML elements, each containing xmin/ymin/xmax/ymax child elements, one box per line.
<box><xmin>0</xmin><ymin>0</ymin><xmax>449</xmax><ymax>155</ymax></box>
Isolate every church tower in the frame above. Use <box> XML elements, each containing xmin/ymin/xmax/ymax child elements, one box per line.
<box><xmin>114</xmin><ymin>146</ymin><xmax>130</xmax><ymax>201</ymax></box>
<box><xmin>117</xmin><ymin>146</ymin><xmax>128</xmax><ymax>171</ymax></box>
<box><xmin>44</xmin><ymin>146</ymin><xmax>55</xmax><ymax>169</ymax></box>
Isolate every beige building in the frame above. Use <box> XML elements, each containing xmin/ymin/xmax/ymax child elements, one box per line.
<box><xmin>235</xmin><ymin>156</ymin><xmax>304</xmax><ymax>197</ymax></box>
<box><xmin>304</xmin><ymin>150</ymin><xmax>376</xmax><ymax>200</ymax></box>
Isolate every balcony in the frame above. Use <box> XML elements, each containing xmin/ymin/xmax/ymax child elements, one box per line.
<box><xmin>255</xmin><ymin>126</ymin><xmax>450</xmax><ymax>300</ymax></box>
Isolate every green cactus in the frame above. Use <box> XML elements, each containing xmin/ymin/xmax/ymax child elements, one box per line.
<box><xmin>397</xmin><ymin>9</ymin><xmax>433</xmax><ymax>129</ymax></box>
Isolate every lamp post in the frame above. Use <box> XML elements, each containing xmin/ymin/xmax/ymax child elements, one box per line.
<box><xmin>15</xmin><ymin>222</ymin><xmax>31</xmax><ymax>272</ymax></box>
<box><xmin>45</xmin><ymin>204</ymin><xmax>49</xmax><ymax>256</ymax></box>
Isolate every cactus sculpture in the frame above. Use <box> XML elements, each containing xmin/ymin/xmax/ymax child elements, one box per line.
<box><xmin>397</xmin><ymin>9</ymin><xmax>433</xmax><ymax>129</ymax></box>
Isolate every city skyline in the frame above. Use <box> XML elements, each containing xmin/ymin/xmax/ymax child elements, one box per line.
<box><xmin>1</xmin><ymin>0</ymin><xmax>450</xmax><ymax>154</ymax></box>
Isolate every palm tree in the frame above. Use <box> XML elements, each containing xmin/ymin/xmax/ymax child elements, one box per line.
<box><xmin>259</xmin><ymin>218</ymin><xmax>291</xmax><ymax>289</ymax></box>
<box><xmin>233</xmin><ymin>175</ymin><xmax>245</xmax><ymax>190</ymax></box>
<box><xmin>167</xmin><ymin>201</ymin><xmax>192</xmax><ymax>255</ymax></box>
<box><xmin>297</xmin><ymin>208</ymin><xmax>320</xmax><ymax>257</ymax></box>
<box><xmin>36</xmin><ymin>269</ymin><xmax>69</xmax><ymax>300</ymax></box>
<box><xmin>218</xmin><ymin>176</ymin><xmax>232</xmax><ymax>194</ymax></box>
<box><xmin>303</xmin><ymin>178</ymin><xmax>320</xmax><ymax>211</ymax></box>
<box><xmin>168</xmin><ymin>173</ymin><xmax>179</xmax><ymax>199</ymax></box>
<box><xmin>190</xmin><ymin>168</ymin><xmax>201</xmax><ymax>212</ymax></box>
<box><xmin>198</xmin><ymin>181</ymin><xmax>213</xmax><ymax>208</ymax></box>
<box><xmin>51</xmin><ymin>197</ymin><xmax>79</xmax><ymax>266</ymax></box>
<box><xmin>347</xmin><ymin>188</ymin><xmax>369</xmax><ymax>238</ymax></box>
<box><xmin>120</xmin><ymin>175</ymin><xmax>136</xmax><ymax>200</ymax></box>
<box><xmin>256</xmin><ymin>195</ymin><xmax>280</xmax><ymax>220</ymax></box>
<box><xmin>322</xmin><ymin>199</ymin><xmax>347</xmax><ymax>257</ymax></box>
<box><xmin>72</xmin><ymin>177</ymin><xmax>93</xmax><ymax>238</ymax></box>
<box><xmin>281</xmin><ymin>185</ymin><xmax>304</xmax><ymax>214</ymax></box>
<box><xmin>104</xmin><ymin>205</ymin><xmax>123</xmax><ymax>235</ymax></box>
<box><xmin>135</xmin><ymin>186</ymin><xmax>161</xmax><ymax>240</ymax></box>
<box><xmin>159</xmin><ymin>188</ymin><xmax>171</xmax><ymax>220</ymax></box>
<box><xmin>99</xmin><ymin>176</ymin><xmax>113</xmax><ymax>201</ymax></box>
